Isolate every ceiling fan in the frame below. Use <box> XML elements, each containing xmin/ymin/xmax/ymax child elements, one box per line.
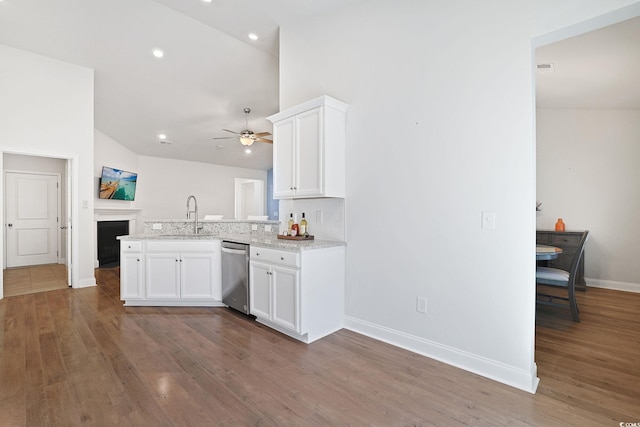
<box><xmin>212</xmin><ymin>108</ymin><xmax>272</xmax><ymax>146</ymax></box>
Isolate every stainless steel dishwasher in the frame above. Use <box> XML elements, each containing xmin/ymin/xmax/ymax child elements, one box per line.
<box><xmin>221</xmin><ymin>241</ymin><xmax>250</xmax><ymax>315</ymax></box>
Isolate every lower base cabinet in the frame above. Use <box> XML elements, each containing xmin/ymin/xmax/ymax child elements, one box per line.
<box><xmin>120</xmin><ymin>239</ymin><xmax>223</xmax><ymax>306</ymax></box>
<box><xmin>249</xmin><ymin>245</ymin><xmax>345</xmax><ymax>344</ymax></box>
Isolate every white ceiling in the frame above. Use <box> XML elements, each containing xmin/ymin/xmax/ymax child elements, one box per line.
<box><xmin>0</xmin><ymin>0</ymin><xmax>358</xmax><ymax>170</ymax></box>
<box><xmin>0</xmin><ymin>2</ymin><xmax>637</xmax><ymax>170</ymax></box>
<box><xmin>536</xmin><ymin>15</ymin><xmax>640</xmax><ymax>110</ymax></box>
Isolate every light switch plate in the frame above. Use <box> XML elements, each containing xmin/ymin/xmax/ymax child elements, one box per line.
<box><xmin>152</xmin><ymin>223</ymin><xmax>162</xmax><ymax>230</ymax></box>
<box><xmin>265</xmin><ymin>225</ymin><xmax>272</xmax><ymax>232</ymax></box>
<box><xmin>251</xmin><ymin>224</ymin><xmax>258</xmax><ymax>231</ymax></box>
<box><xmin>482</xmin><ymin>211</ymin><xmax>496</xmax><ymax>229</ymax></box>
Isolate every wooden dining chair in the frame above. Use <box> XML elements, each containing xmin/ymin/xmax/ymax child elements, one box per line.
<box><xmin>536</xmin><ymin>230</ymin><xmax>589</xmax><ymax>322</ymax></box>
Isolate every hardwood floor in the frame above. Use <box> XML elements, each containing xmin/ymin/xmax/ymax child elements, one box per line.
<box><xmin>0</xmin><ymin>268</ymin><xmax>638</xmax><ymax>426</ymax></box>
<box><xmin>3</xmin><ymin>264</ymin><xmax>68</xmax><ymax>297</ymax></box>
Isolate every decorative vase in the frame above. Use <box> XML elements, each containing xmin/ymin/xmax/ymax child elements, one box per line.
<box><xmin>555</xmin><ymin>218</ymin><xmax>565</xmax><ymax>232</ymax></box>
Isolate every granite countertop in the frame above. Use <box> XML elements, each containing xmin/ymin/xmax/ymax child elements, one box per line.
<box><xmin>118</xmin><ymin>233</ymin><xmax>345</xmax><ymax>251</ymax></box>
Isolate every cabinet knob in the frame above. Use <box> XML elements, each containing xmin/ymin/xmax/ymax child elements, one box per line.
<box><xmin>256</xmin><ymin>253</ymin><xmax>260</xmax><ymax>256</ymax></box>
<box><xmin>137</xmin><ymin>258</ymin><xmax>140</xmax><ymax>262</ymax></box>
<box><xmin>280</xmin><ymin>257</ymin><xmax>284</xmax><ymax>260</ymax></box>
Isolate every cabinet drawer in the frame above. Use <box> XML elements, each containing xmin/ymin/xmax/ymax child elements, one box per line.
<box><xmin>121</xmin><ymin>241</ymin><xmax>142</xmax><ymax>252</ymax></box>
<box><xmin>146</xmin><ymin>241</ymin><xmax>217</xmax><ymax>253</ymax></box>
<box><xmin>550</xmin><ymin>233</ymin><xmax>581</xmax><ymax>247</ymax></box>
<box><xmin>536</xmin><ymin>233</ymin><xmax>549</xmax><ymax>245</ymax></box>
<box><xmin>250</xmin><ymin>247</ymin><xmax>299</xmax><ymax>268</ymax></box>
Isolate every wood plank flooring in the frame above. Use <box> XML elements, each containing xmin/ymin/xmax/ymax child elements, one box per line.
<box><xmin>3</xmin><ymin>264</ymin><xmax>68</xmax><ymax>297</ymax></box>
<box><xmin>0</xmin><ymin>268</ymin><xmax>639</xmax><ymax>426</ymax></box>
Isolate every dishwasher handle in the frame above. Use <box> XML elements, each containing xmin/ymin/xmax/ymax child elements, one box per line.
<box><xmin>222</xmin><ymin>247</ymin><xmax>248</xmax><ymax>255</ymax></box>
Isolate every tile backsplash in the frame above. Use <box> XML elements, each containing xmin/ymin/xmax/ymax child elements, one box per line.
<box><xmin>279</xmin><ymin>198</ymin><xmax>345</xmax><ymax>241</ymax></box>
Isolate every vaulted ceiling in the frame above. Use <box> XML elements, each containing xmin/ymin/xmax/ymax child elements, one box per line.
<box><xmin>1</xmin><ymin>2</ymin><xmax>637</xmax><ymax>171</ymax></box>
<box><xmin>0</xmin><ymin>0</ymin><xmax>359</xmax><ymax>170</ymax></box>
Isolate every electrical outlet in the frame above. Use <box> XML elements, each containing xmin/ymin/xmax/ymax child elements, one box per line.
<box><xmin>316</xmin><ymin>210</ymin><xmax>323</xmax><ymax>223</ymax></box>
<box><xmin>416</xmin><ymin>296</ymin><xmax>427</xmax><ymax>314</ymax></box>
<box><xmin>152</xmin><ymin>223</ymin><xmax>162</xmax><ymax>230</ymax></box>
<box><xmin>251</xmin><ymin>224</ymin><xmax>258</xmax><ymax>231</ymax></box>
<box><xmin>265</xmin><ymin>225</ymin><xmax>272</xmax><ymax>232</ymax></box>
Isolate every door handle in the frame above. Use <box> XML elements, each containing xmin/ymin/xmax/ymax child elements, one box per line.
<box><xmin>60</xmin><ymin>226</ymin><xmax>67</xmax><ymax>230</ymax></box>
<box><xmin>7</xmin><ymin>223</ymin><xmax>12</xmax><ymax>227</ymax></box>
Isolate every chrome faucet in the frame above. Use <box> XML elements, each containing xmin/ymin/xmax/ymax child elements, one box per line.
<box><xmin>186</xmin><ymin>195</ymin><xmax>201</xmax><ymax>234</ymax></box>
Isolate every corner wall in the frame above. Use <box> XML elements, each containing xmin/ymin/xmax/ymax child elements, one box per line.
<box><xmin>0</xmin><ymin>44</ymin><xmax>95</xmax><ymax>291</ymax></box>
<box><xmin>276</xmin><ymin>0</ymin><xmax>640</xmax><ymax>391</ymax></box>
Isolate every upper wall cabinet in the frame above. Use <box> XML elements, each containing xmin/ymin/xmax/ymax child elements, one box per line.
<box><xmin>267</xmin><ymin>96</ymin><xmax>349</xmax><ymax>199</ymax></box>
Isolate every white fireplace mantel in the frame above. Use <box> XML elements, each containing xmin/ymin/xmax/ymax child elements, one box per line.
<box><xmin>94</xmin><ymin>208</ymin><xmax>141</xmax><ymax>221</ymax></box>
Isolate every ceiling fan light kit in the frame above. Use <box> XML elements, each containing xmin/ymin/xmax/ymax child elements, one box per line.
<box><xmin>212</xmin><ymin>107</ymin><xmax>273</xmax><ymax>147</ymax></box>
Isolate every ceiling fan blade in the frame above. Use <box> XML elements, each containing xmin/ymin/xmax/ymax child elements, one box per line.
<box><xmin>212</xmin><ymin>136</ymin><xmax>235</xmax><ymax>140</ymax></box>
<box><xmin>254</xmin><ymin>132</ymin><xmax>272</xmax><ymax>137</ymax></box>
<box><xmin>256</xmin><ymin>138</ymin><xmax>273</xmax><ymax>144</ymax></box>
<box><xmin>222</xmin><ymin>128</ymin><xmax>241</xmax><ymax>135</ymax></box>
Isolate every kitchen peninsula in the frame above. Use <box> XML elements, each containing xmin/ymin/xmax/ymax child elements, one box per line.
<box><xmin>118</xmin><ymin>218</ymin><xmax>345</xmax><ymax>343</ymax></box>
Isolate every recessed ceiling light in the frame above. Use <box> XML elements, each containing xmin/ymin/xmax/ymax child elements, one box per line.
<box><xmin>202</xmin><ymin>0</ymin><xmax>212</xmax><ymax>3</ymax></box>
<box><xmin>158</xmin><ymin>133</ymin><xmax>167</xmax><ymax>140</ymax></box>
<box><xmin>248</xmin><ymin>33</ymin><xmax>258</xmax><ymax>41</ymax></box>
<box><xmin>152</xmin><ymin>48</ymin><xmax>164</xmax><ymax>58</ymax></box>
<box><xmin>245</xmin><ymin>148</ymin><xmax>252</xmax><ymax>154</ymax></box>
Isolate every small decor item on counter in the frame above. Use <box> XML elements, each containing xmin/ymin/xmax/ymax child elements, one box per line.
<box><xmin>555</xmin><ymin>218</ymin><xmax>566</xmax><ymax>232</ymax></box>
<box><xmin>291</xmin><ymin>213</ymin><xmax>299</xmax><ymax>236</ymax></box>
<box><xmin>277</xmin><ymin>234</ymin><xmax>314</xmax><ymax>241</ymax></box>
<box><xmin>300</xmin><ymin>212</ymin><xmax>308</xmax><ymax>235</ymax></box>
<box><xmin>287</xmin><ymin>213</ymin><xmax>294</xmax><ymax>234</ymax></box>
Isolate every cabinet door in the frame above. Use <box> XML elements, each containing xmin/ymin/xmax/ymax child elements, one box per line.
<box><xmin>295</xmin><ymin>107</ymin><xmax>323</xmax><ymax>197</ymax></box>
<box><xmin>181</xmin><ymin>253</ymin><xmax>217</xmax><ymax>299</ymax></box>
<box><xmin>145</xmin><ymin>253</ymin><xmax>180</xmax><ymax>298</ymax></box>
<box><xmin>272</xmin><ymin>117</ymin><xmax>296</xmax><ymax>198</ymax></box>
<box><xmin>272</xmin><ymin>265</ymin><xmax>300</xmax><ymax>333</ymax></box>
<box><xmin>121</xmin><ymin>253</ymin><xmax>144</xmax><ymax>299</ymax></box>
<box><xmin>249</xmin><ymin>261</ymin><xmax>271</xmax><ymax>319</ymax></box>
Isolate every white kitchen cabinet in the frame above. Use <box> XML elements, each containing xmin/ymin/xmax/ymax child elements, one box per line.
<box><xmin>249</xmin><ymin>261</ymin><xmax>271</xmax><ymax>320</ymax></box>
<box><xmin>250</xmin><ymin>259</ymin><xmax>300</xmax><ymax>333</ymax></box>
<box><xmin>120</xmin><ymin>241</ymin><xmax>144</xmax><ymax>300</ymax></box>
<box><xmin>145</xmin><ymin>253</ymin><xmax>181</xmax><ymax>299</ymax></box>
<box><xmin>249</xmin><ymin>245</ymin><xmax>345</xmax><ymax>344</ymax></box>
<box><xmin>119</xmin><ymin>239</ymin><xmax>222</xmax><ymax>306</ymax></box>
<box><xmin>267</xmin><ymin>95</ymin><xmax>349</xmax><ymax>199</ymax></box>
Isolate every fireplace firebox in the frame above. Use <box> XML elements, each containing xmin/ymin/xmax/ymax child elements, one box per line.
<box><xmin>97</xmin><ymin>220</ymin><xmax>129</xmax><ymax>267</ymax></box>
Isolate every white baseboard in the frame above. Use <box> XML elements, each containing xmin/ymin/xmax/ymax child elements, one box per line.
<box><xmin>344</xmin><ymin>315</ymin><xmax>538</xmax><ymax>394</ymax></box>
<box><xmin>75</xmin><ymin>277</ymin><xmax>97</xmax><ymax>288</ymax></box>
<box><xmin>587</xmin><ymin>278</ymin><xmax>640</xmax><ymax>293</ymax></box>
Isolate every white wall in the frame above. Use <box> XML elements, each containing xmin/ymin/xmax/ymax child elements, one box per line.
<box><xmin>277</xmin><ymin>0</ymin><xmax>640</xmax><ymax>392</ymax></box>
<box><xmin>0</xmin><ymin>44</ymin><xmax>95</xmax><ymax>292</ymax></box>
<box><xmin>537</xmin><ymin>108</ymin><xmax>640</xmax><ymax>290</ymax></box>
<box><xmin>94</xmin><ymin>130</ymin><xmax>140</xmax><ymax>210</ymax></box>
<box><xmin>136</xmin><ymin>155</ymin><xmax>266</xmax><ymax>220</ymax></box>
<box><xmin>94</xmin><ymin>132</ymin><xmax>267</xmax><ymax>221</ymax></box>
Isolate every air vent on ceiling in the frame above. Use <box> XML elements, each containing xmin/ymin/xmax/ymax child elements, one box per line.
<box><xmin>536</xmin><ymin>63</ymin><xmax>554</xmax><ymax>73</ymax></box>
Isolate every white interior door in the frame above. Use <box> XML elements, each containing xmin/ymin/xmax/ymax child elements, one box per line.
<box><xmin>5</xmin><ymin>172</ymin><xmax>59</xmax><ymax>267</ymax></box>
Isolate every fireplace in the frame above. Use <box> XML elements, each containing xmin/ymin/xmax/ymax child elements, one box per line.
<box><xmin>97</xmin><ymin>220</ymin><xmax>129</xmax><ymax>267</ymax></box>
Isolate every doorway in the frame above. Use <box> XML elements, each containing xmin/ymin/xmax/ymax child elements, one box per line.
<box><xmin>234</xmin><ymin>178</ymin><xmax>265</xmax><ymax>219</ymax></box>
<box><xmin>2</xmin><ymin>153</ymin><xmax>72</xmax><ymax>297</ymax></box>
<box><xmin>533</xmin><ymin>4</ymin><xmax>640</xmax><ymax>367</ymax></box>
